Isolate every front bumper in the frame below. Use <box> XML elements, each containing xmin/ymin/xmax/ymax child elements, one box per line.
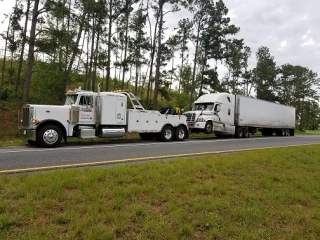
<box><xmin>188</xmin><ymin>121</ymin><xmax>207</xmax><ymax>130</ymax></box>
<box><xmin>20</xmin><ymin>129</ymin><xmax>36</xmax><ymax>141</ymax></box>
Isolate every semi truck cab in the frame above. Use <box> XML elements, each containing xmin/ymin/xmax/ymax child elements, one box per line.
<box><xmin>184</xmin><ymin>93</ymin><xmax>236</xmax><ymax>136</ymax></box>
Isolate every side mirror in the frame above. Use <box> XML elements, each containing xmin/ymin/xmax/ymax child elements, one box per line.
<box><xmin>215</xmin><ymin>105</ymin><xmax>221</xmax><ymax>112</ymax></box>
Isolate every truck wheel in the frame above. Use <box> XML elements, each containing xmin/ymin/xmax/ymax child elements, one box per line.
<box><xmin>139</xmin><ymin>133</ymin><xmax>154</xmax><ymax>140</ymax></box>
<box><xmin>236</xmin><ymin>127</ymin><xmax>244</xmax><ymax>138</ymax></box>
<box><xmin>289</xmin><ymin>129</ymin><xmax>295</xmax><ymax>136</ymax></box>
<box><xmin>204</xmin><ymin>121</ymin><xmax>213</xmax><ymax>134</ymax></box>
<box><xmin>243</xmin><ymin>127</ymin><xmax>249</xmax><ymax>138</ymax></box>
<box><xmin>285</xmin><ymin>129</ymin><xmax>289</xmax><ymax>136</ymax></box>
<box><xmin>160</xmin><ymin>126</ymin><xmax>174</xmax><ymax>142</ymax></box>
<box><xmin>37</xmin><ymin>125</ymin><xmax>62</xmax><ymax>148</ymax></box>
<box><xmin>175</xmin><ymin>126</ymin><xmax>187</xmax><ymax>141</ymax></box>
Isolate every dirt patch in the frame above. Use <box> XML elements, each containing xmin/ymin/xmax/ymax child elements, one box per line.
<box><xmin>0</xmin><ymin>107</ymin><xmax>20</xmax><ymax>139</ymax></box>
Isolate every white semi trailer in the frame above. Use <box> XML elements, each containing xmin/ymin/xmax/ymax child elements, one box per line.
<box><xmin>184</xmin><ymin>93</ymin><xmax>295</xmax><ymax>138</ymax></box>
<box><xmin>19</xmin><ymin>86</ymin><xmax>188</xmax><ymax>147</ymax></box>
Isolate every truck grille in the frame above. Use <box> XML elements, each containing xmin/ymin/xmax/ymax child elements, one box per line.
<box><xmin>184</xmin><ymin>113</ymin><xmax>196</xmax><ymax>122</ymax></box>
<box><xmin>20</xmin><ymin>106</ymin><xmax>30</xmax><ymax>128</ymax></box>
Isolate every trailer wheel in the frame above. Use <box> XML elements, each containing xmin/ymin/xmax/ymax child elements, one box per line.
<box><xmin>236</xmin><ymin>127</ymin><xmax>244</xmax><ymax>138</ymax></box>
<box><xmin>289</xmin><ymin>129</ymin><xmax>295</xmax><ymax>136</ymax></box>
<box><xmin>204</xmin><ymin>121</ymin><xmax>213</xmax><ymax>134</ymax></box>
<box><xmin>37</xmin><ymin>124</ymin><xmax>62</xmax><ymax>148</ymax></box>
<box><xmin>243</xmin><ymin>127</ymin><xmax>249</xmax><ymax>138</ymax></box>
<box><xmin>139</xmin><ymin>133</ymin><xmax>154</xmax><ymax>140</ymax></box>
<box><xmin>160</xmin><ymin>126</ymin><xmax>174</xmax><ymax>142</ymax></box>
<box><xmin>175</xmin><ymin>126</ymin><xmax>187</xmax><ymax>141</ymax></box>
<box><xmin>285</xmin><ymin>129</ymin><xmax>289</xmax><ymax>136</ymax></box>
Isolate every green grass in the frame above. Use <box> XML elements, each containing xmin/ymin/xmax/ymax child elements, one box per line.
<box><xmin>0</xmin><ymin>145</ymin><xmax>320</xmax><ymax>239</ymax></box>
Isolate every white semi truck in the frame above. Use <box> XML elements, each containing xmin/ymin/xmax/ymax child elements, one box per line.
<box><xmin>19</xmin><ymin>86</ymin><xmax>188</xmax><ymax>147</ymax></box>
<box><xmin>184</xmin><ymin>93</ymin><xmax>295</xmax><ymax>138</ymax></box>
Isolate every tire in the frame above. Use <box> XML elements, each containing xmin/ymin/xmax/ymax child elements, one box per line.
<box><xmin>139</xmin><ymin>133</ymin><xmax>154</xmax><ymax>140</ymax></box>
<box><xmin>204</xmin><ymin>121</ymin><xmax>213</xmax><ymax>134</ymax></box>
<box><xmin>37</xmin><ymin>124</ymin><xmax>62</xmax><ymax>148</ymax></box>
<box><xmin>175</xmin><ymin>126</ymin><xmax>187</xmax><ymax>141</ymax></box>
<box><xmin>236</xmin><ymin>127</ymin><xmax>244</xmax><ymax>138</ymax></box>
<box><xmin>160</xmin><ymin>125</ymin><xmax>174</xmax><ymax>142</ymax></box>
<box><xmin>289</xmin><ymin>129</ymin><xmax>295</xmax><ymax>136</ymax></box>
<box><xmin>243</xmin><ymin>127</ymin><xmax>249</xmax><ymax>138</ymax></box>
<box><xmin>285</xmin><ymin>129</ymin><xmax>289</xmax><ymax>136</ymax></box>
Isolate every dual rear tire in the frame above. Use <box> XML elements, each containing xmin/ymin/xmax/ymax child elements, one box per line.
<box><xmin>236</xmin><ymin>127</ymin><xmax>249</xmax><ymax>138</ymax></box>
<box><xmin>140</xmin><ymin>125</ymin><xmax>188</xmax><ymax>142</ymax></box>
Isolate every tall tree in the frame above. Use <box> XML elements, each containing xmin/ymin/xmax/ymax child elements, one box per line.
<box><xmin>176</xmin><ymin>18</ymin><xmax>192</xmax><ymax>93</ymax></box>
<box><xmin>129</xmin><ymin>6</ymin><xmax>149</xmax><ymax>95</ymax></box>
<box><xmin>22</xmin><ymin>0</ymin><xmax>40</xmax><ymax>103</ymax></box>
<box><xmin>240</xmin><ymin>46</ymin><xmax>252</xmax><ymax>96</ymax></box>
<box><xmin>189</xmin><ymin>0</ymin><xmax>210</xmax><ymax>109</ymax></box>
<box><xmin>152</xmin><ymin>0</ymin><xmax>189</xmax><ymax>110</ymax></box>
<box><xmin>224</xmin><ymin>38</ymin><xmax>244</xmax><ymax>94</ymax></box>
<box><xmin>252</xmin><ymin>46</ymin><xmax>277</xmax><ymax>102</ymax></box>
<box><xmin>105</xmin><ymin>0</ymin><xmax>138</xmax><ymax>91</ymax></box>
<box><xmin>277</xmin><ymin>64</ymin><xmax>320</xmax><ymax>130</ymax></box>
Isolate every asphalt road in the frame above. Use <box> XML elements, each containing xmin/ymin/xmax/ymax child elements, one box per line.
<box><xmin>0</xmin><ymin>135</ymin><xmax>320</xmax><ymax>173</ymax></box>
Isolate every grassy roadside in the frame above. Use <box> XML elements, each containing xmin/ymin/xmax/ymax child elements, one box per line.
<box><xmin>0</xmin><ymin>145</ymin><xmax>319</xmax><ymax>239</ymax></box>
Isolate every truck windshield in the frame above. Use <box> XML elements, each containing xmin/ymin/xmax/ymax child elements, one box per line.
<box><xmin>192</xmin><ymin>103</ymin><xmax>214</xmax><ymax>111</ymax></box>
<box><xmin>65</xmin><ymin>94</ymin><xmax>78</xmax><ymax>105</ymax></box>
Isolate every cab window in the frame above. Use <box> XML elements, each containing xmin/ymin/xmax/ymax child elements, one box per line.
<box><xmin>79</xmin><ymin>96</ymin><xmax>93</xmax><ymax>105</ymax></box>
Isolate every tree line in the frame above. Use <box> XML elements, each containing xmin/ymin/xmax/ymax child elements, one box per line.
<box><xmin>0</xmin><ymin>0</ymin><xmax>319</xmax><ymax>130</ymax></box>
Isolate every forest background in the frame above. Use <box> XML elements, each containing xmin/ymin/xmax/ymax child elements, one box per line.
<box><xmin>0</xmin><ymin>0</ymin><xmax>320</xmax><ymax>138</ymax></box>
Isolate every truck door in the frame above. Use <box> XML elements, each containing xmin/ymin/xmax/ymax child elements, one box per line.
<box><xmin>225</xmin><ymin>96</ymin><xmax>235</xmax><ymax>133</ymax></box>
<box><xmin>78</xmin><ymin>95</ymin><xmax>95</xmax><ymax>124</ymax></box>
<box><xmin>116</xmin><ymin>99</ymin><xmax>126</xmax><ymax>124</ymax></box>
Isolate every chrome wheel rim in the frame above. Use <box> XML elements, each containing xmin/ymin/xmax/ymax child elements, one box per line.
<box><xmin>177</xmin><ymin>129</ymin><xmax>185</xmax><ymax>139</ymax></box>
<box><xmin>43</xmin><ymin>129</ymin><xmax>59</xmax><ymax>145</ymax></box>
<box><xmin>164</xmin><ymin>129</ymin><xmax>172</xmax><ymax>140</ymax></box>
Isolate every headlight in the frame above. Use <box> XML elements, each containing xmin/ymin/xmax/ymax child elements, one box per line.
<box><xmin>32</xmin><ymin>119</ymin><xmax>40</xmax><ymax>125</ymax></box>
<box><xmin>197</xmin><ymin>117</ymin><xmax>206</xmax><ymax>122</ymax></box>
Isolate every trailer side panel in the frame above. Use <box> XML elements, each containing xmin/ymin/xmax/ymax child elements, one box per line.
<box><xmin>236</xmin><ymin>95</ymin><xmax>295</xmax><ymax>128</ymax></box>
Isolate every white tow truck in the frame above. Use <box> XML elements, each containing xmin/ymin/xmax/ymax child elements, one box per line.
<box><xmin>184</xmin><ymin>93</ymin><xmax>296</xmax><ymax>138</ymax></box>
<box><xmin>20</xmin><ymin>85</ymin><xmax>188</xmax><ymax>147</ymax></box>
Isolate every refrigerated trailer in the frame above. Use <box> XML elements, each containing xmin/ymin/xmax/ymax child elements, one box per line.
<box><xmin>184</xmin><ymin>93</ymin><xmax>295</xmax><ymax>138</ymax></box>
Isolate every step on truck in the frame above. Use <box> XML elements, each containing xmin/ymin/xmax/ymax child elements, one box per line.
<box><xmin>184</xmin><ymin>93</ymin><xmax>295</xmax><ymax>138</ymax></box>
<box><xmin>19</xmin><ymin>85</ymin><xmax>188</xmax><ymax>147</ymax></box>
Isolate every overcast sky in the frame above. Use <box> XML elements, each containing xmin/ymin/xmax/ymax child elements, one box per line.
<box><xmin>165</xmin><ymin>0</ymin><xmax>320</xmax><ymax>77</ymax></box>
<box><xmin>1</xmin><ymin>0</ymin><xmax>319</xmax><ymax>78</ymax></box>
